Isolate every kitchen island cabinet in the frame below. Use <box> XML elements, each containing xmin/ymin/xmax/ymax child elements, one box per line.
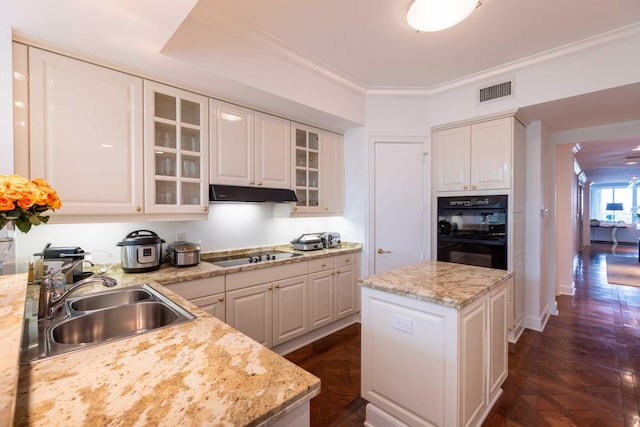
<box><xmin>359</xmin><ymin>261</ymin><xmax>511</xmax><ymax>427</ymax></box>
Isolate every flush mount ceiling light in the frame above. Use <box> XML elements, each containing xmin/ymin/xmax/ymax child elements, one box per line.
<box><xmin>407</xmin><ymin>0</ymin><xmax>480</xmax><ymax>32</ymax></box>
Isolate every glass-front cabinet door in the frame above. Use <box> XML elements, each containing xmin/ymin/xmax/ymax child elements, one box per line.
<box><xmin>144</xmin><ymin>81</ymin><xmax>209</xmax><ymax>215</ymax></box>
<box><xmin>291</xmin><ymin>123</ymin><xmax>322</xmax><ymax>213</ymax></box>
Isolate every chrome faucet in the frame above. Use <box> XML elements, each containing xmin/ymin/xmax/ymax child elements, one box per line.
<box><xmin>38</xmin><ymin>259</ymin><xmax>117</xmax><ymax>321</ymax></box>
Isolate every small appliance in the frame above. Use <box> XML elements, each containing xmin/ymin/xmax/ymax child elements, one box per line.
<box><xmin>290</xmin><ymin>233</ymin><xmax>325</xmax><ymax>251</ymax></box>
<box><xmin>116</xmin><ymin>230</ymin><xmax>165</xmax><ymax>273</ymax></box>
<box><xmin>322</xmin><ymin>232</ymin><xmax>341</xmax><ymax>248</ymax></box>
<box><xmin>166</xmin><ymin>241</ymin><xmax>201</xmax><ymax>267</ymax></box>
<box><xmin>34</xmin><ymin>243</ymin><xmax>90</xmax><ymax>283</ymax></box>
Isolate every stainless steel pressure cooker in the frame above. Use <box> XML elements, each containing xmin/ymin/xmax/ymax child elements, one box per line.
<box><xmin>116</xmin><ymin>230</ymin><xmax>165</xmax><ymax>273</ymax></box>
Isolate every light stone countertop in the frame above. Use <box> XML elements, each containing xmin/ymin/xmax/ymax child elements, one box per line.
<box><xmin>358</xmin><ymin>260</ymin><xmax>512</xmax><ymax>309</ymax></box>
<box><xmin>2</xmin><ymin>242</ymin><xmax>362</xmax><ymax>426</ymax></box>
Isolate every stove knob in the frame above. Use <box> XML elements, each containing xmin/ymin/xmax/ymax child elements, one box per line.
<box><xmin>266</xmin><ymin>254</ymin><xmax>272</xmax><ymax>260</ymax></box>
<box><xmin>257</xmin><ymin>255</ymin><xmax>263</xmax><ymax>262</ymax></box>
<box><xmin>248</xmin><ymin>257</ymin><xmax>254</xmax><ymax>263</ymax></box>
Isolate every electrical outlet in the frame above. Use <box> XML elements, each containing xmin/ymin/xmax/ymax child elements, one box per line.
<box><xmin>392</xmin><ymin>314</ymin><xmax>412</xmax><ymax>334</ymax></box>
<box><xmin>176</xmin><ymin>232</ymin><xmax>187</xmax><ymax>241</ymax></box>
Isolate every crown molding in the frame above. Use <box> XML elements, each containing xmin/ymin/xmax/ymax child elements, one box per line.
<box><xmin>369</xmin><ymin>22</ymin><xmax>640</xmax><ymax>97</ymax></box>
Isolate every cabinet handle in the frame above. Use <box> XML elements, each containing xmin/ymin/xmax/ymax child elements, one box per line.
<box><xmin>136</xmin><ymin>206</ymin><xmax>142</xmax><ymax>212</ymax></box>
<box><xmin>274</xmin><ymin>284</ymin><xmax>280</xmax><ymax>289</ymax></box>
<box><xmin>218</xmin><ymin>297</ymin><xmax>224</xmax><ymax>302</ymax></box>
<box><xmin>377</xmin><ymin>248</ymin><xmax>391</xmax><ymax>254</ymax></box>
<box><xmin>463</xmin><ymin>185</ymin><xmax>468</xmax><ymax>190</ymax></box>
<box><xmin>268</xmin><ymin>285</ymin><xmax>273</xmax><ymax>290</ymax></box>
<box><xmin>472</xmin><ymin>184</ymin><xmax>477</xmax><ymax>189</ymax></box>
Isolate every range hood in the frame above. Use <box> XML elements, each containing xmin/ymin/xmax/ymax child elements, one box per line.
<box><xmin>209</xmin><ymin>184</ymin><xmax>298</xmax><ymax>203</ymax></box>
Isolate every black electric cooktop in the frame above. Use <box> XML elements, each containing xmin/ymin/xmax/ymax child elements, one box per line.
<box><xmin>204</xmin><ymin>250</ymin><xmax>301</xmax><ymax>268</ymax></box>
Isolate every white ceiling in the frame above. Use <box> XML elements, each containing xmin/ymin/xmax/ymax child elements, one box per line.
<box><xmin>180</xmin><ymin>0</ymin><xmax>640</xmax><ymax>90</ymax></box>
<box><xmin>3</xmin><ymin>0</ymin><xmax>640</xmax><ymax>183</ymax></box>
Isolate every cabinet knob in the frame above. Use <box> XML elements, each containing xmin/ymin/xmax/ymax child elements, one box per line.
<box><xmin>274</xmin><ymin>284</ymin><xmax>280</xmax><ymax>289</ymax></box>
<box><xmin>258</xmin><ymin>182</ymin><xmax>263</xmax><ymax>186</ymax></box>
<box><xmin>293</xmin><ymin>207</ymin><xmax>298</xmax><ymax>211</ymax></box>
<box><xmin>324</xmin><ymin>207</ymin><xmax>328</xmax><ymax>211</ymax></box>
<box><xmin>136</xmin><ymin>206</ymin><xmax>142</xmax><ymax>212</ymax></box>
<box><xmin>377</xmin><ymin>248</ymin><xmax>391</xmax><ymax>254</ymax></box>
<box><xmin>203</xmin><ymin>207</ymin><xmax>208</xmax><ymax>212</ymax></box>
<box><xmin>472</xmin><ymin>184</ymin><xmax>477</xmax><ymax>189</ymax></box>
<box><xmin>268</xmin><ymin>285</ymin><xmax>273</xmax><ymax>290</ymax></box>
<box><xmin>331</xmin><ymin>272</ymin><xmax>335</xmax><ymax>276</ymax></box>
<box><xmin>249</xmin><ymin>180</ymin><xmax>255</xmax><ymax>185</ymax></box>
<box><xmin>218</xmin><ymin>297</ymin><xmax>224</xmax><ymax>302</ymax></box>
<box><xmin>463</xmin><ymin>185</ymin><xmax>468</xmax><ymax>190</ymax></box>
<box><xmin>321</xmin><ymin>263</ymin><xmax>326</xmax><ymax>267</ymax></box>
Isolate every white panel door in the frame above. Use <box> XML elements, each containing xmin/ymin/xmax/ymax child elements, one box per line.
<box><xmin>273</xmin><ymin>276</ymin><xmax>309</xmax><ymax>345</ymax></box>
<box><xmin>470</xmin><ymin>118</ymin><xmax>512</xmax><ymax>190</ymax></box>
<box><xmin>373</xmin><ymin>140</ymin><xmax>426</xmax><ymax>274</ymax></box>
<box><xmin>434</xmin><ymin>126</ymin><xmax>471</xmax><ymax>192</ymax></box>
<box><xmin>210</xmin><ymin>100</ymin><xmax>255</xmax><ymax>186</ymax></box>
<box><xmin>226</xmin><ymin>284</ymin><xmax>272</xmax><ymax>348</ymax></box>
<box><xmin>29</xmin><ymin>47</ymin><xmax>144</xmax><ymax>216</ymax></box>
<box><xmin>255</xmin><ymin>112</ymin><xmax>290</xmax><ymax>189</ymax></box>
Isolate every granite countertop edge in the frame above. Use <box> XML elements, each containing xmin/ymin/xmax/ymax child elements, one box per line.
<box><xmin>358</xmin><ymin>260</ymin><xmax>513</xmax><ymax>309</ymax></box>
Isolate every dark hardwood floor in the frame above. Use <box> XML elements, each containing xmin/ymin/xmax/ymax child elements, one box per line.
<box><xmin>286</xmin><ymin>243</ymin><xmax>640</xmax><ymax>426</ymax></box>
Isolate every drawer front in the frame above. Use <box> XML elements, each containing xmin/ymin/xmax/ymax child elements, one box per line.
<box><xmin>226</xmin><ymin>261</ymin><xmax>309</xmax><ymax>291</ymax></box>
<box><xmin>335</xmin><ymin>253</ymin><xmax>357</xmax><ymax>268</ymax></box>
<box><xmin>164</xmin><ymin>275</ymin><xmax>225</xmax><ymax>300</ymax></box>
<box><xmin>309</xmin><ymin>257</ymin><xmax>335</xmax><ymax>273</ymax></box>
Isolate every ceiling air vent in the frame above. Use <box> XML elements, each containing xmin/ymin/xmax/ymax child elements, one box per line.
<box><xmin>478</xmin><ymin>81</ymin><xmax>513</xmax><ymax>103</ymax></box>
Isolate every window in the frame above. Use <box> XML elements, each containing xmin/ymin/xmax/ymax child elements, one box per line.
<box><xmin>590</xmin><ymin>184</ymin><xmax>635</xmax><ymax>223</ymax></box>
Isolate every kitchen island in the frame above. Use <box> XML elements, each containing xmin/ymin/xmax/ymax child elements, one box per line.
<box><xmin>0</xmin><ymin>242</ymin><xmax>362</xmax><ymax>426</ymax></box>
<box><xmin>359</xmin><ymin>261</ymin><xmax>512</xmax><ymax>427</ymax></box>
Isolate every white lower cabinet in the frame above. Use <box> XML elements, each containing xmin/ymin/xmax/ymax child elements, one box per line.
<box><xmin>226</xmin><ymin>275</ymin><xmax>309</xmax><ymax>348</ymax></box>
<box><xmin>163</xmin><ymin>276</ymin><xmax>226</xmax><ymax>322</ymax></box>
<box><xmin>361</xmin><ymin>278</ymin><xmax>508</xmax><ymax>427</ymax></box>
<box><xmin>225</xmin><ymin>253</ymin><xmax>360</xmax><ymax>349</ymax></box>
<box><xmin>226</xmin><ymin>262</ymin><xmax>309</xmax><ymax>348</ymax></box>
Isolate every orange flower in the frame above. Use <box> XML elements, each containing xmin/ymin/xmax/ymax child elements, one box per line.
<box><xmin>0</xmin><ymin>195</ymin><xmax>14</xmax><ymax>211</ymax></box>
<box><xmin>1</xmin><ymin>174</ymin><xmax>62</xmax><ymax>233</ymax></box>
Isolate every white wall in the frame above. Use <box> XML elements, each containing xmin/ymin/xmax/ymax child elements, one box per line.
<box><xmin>0</xmin><ymin>25</ymin><xmax>13</xmax><ymax>174</ymax></box>
<box><xmin>555</xmin><ymin>144</ymin><xmax>578</xmax><ymax>296</ymax></box>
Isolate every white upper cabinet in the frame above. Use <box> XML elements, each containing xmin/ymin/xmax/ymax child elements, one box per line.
<box><xmin>434</xmin><ymin>117</ymin><xmax>513</xmax><ymax>192</ymax></box>
<box><xmin>28</xmin><ymin>47</ymin><xmax>144</xmax><ymax>216</ymax></box>
<box><xmin>210</xmin><ymin>102</ymin><xmax>290</xmax><ymax>190</ymax></box>
<box><xmin>291</xmin><ymin>123</ymin><xmax>322</xmax><ymax>213</ymax></box>
<box><xmin>209</xmin><ymin>99</ymin><xmax>255</xmax><ymax>187</ymax></box>
<box><xmin>255</xmin><ymin>112</ymin><xmax>291</xmax><ymax>189</ymax></box>
<box><xmin>322</xmin><ymin>131</ymin><xmax>345</xmax><ymax>214</ymax></box>
<box><xmin>143</xmin><ymin>81</ymin><xmax>209</xmax><ymax>215</ymax></box>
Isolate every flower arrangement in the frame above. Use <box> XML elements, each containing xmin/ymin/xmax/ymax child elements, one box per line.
<box><xmin>0</xmin><ymin>174</ymin><xmax>62</xmax><ymax>233</ymax></box>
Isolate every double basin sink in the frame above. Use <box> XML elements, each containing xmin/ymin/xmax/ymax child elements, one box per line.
<box><xmin>21</xmin><ymin>284</ymin><xmax>195</xmax><ymax>364</ymax></box>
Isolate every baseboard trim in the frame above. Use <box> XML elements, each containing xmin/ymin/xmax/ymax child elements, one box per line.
<box><xmin>273</xmin><ymin>313</ymin><xmax>361</xmax><ymax>356</ymax></box>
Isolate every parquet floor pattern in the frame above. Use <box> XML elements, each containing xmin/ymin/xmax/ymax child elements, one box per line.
<box><xmin>286</xmin><ymin>244</ymin><xmax>640</xmax><ymax>426</ymax></box>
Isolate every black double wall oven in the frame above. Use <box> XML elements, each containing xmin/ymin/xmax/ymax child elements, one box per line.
<box><xmin>437</xmin><ymin>195</ymin><xmax>508</xmax><ymax>270</ymax></box>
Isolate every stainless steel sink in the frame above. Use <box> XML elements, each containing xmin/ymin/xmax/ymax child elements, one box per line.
<box><xmin>20</xmin><ymin>284</ymin><xmax>195</xmax><ymax>364</ymax></box>
<box><xmin>68</xmin><ymin>287</ymin><xmax>153</xmax><ymax>312</ymax></box>
<box><xmin>51</xmin><ymin>302</ymin><xmax>181</xmax><ymax>345</ymax></box>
